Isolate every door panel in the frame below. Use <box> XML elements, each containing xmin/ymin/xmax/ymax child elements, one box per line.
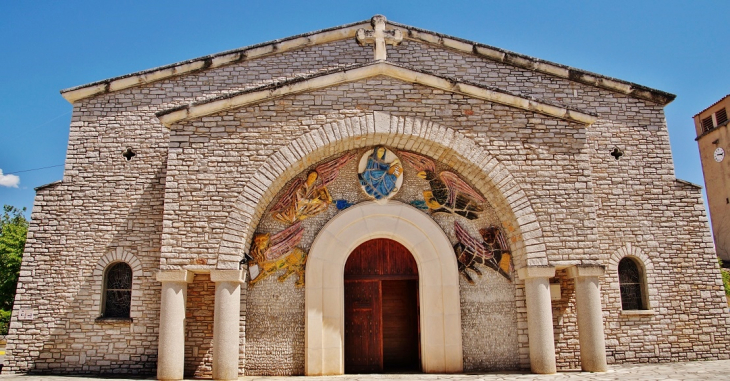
<box><xmin>345</xmin><ymin>239</ymin><xmax>420</xmax><ymax>374</ymax></box>
<box><xmin>344</xmin><ymin>280</ymin><xmax>382</xmax><ymax>373</ymax></box>
<box><xmin>344</xmin><ymin>239</ymin><xmax>418</xmax><ymax>277</ymax></box>
<box><xmin>382</xmin><ymin>280</ymin><xmax>420</xmax><ymax>371</ymax></box>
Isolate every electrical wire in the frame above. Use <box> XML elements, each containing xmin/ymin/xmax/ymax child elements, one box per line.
<box><xmin>4</xmin><ymin>164</ymin><xmax>64</xmax><ymax>175</ymax></box>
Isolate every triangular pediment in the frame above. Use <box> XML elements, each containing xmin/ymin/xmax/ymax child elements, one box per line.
<box><xmin>60</xmin><ymin>16</ymin><xmax>674</xmax><ymax>106</ymax></box>
<box><xmin>156</xmin><ymin>61</ymin><xmax>597</xmax><ymax>126</ymax></box>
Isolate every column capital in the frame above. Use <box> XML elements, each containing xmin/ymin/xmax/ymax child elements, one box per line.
<box><xmin>517</xmin><ymin>265</ymin><xmax>556</xmax><ymax>280</ymax></box>
<box><xmin>566</xmin><ymin>265</ymin><xmax>605</xmax><ymax>279</ymax></box>
<box><xmin>156</xmin><ymin>269</ymin><xmax>194</xmax><ymax>283</ymax></box>
<box><xmin>210</xmin><ymin>269</ymin><xmax>247</xmax><ymax>284</ymax></box>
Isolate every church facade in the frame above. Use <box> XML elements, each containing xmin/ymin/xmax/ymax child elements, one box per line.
<box><xmin>5</xmin><ymin>16</ymin><xmax>730</xmax><ymax>378</ymax></box>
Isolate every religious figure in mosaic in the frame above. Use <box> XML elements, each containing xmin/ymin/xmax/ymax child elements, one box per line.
<box><xmin>248</xmin><ymin>222</ymin><xmax>308</xmax><ymax>287</ymax></box>
<box><xmin>271</xmin><ymin>153</ymin><xmax>355</xmax><ymax>224</ymax></box>
<box><xmin>358</xmin><ymin>146</ymin><xmax>403</xmax><ymax>200</ymax></box>
<box><xmin>453</xmin><ymin>221</ymin><xmax>513</xmax><ymax>283</ymax></box>
<box><xmin>400</xmin><ymin>151</ymin><xmax>485</xmax><ymax>220</ymax></box>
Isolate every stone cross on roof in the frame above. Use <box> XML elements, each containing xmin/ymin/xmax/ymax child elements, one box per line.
<box><xmin>356</xmin><ymin>15</ymin><xmax>403</xmax><ymax>61</ymax></box>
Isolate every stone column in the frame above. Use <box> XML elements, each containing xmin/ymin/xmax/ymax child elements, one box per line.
<box><xmin>567</xmin><ymin>265</ymin><xmax>607</xmax><ymax>372</ymax></box>
<box><xmin>156</xmin><ymin>270</ymin><xmax>194</xmax><ymax>381</ymax></box>
<box><xmin>210</xmin><ymin>269</ymin><xmax>247</xmax><ymax>380</ymax></box>
<box><xmin>518</xmin><ymin>266</ymin><xmax>557</xmax><ymax>374</ymax></box>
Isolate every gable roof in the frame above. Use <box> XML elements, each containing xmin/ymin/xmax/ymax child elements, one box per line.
<box><xmin>60</xmin><ymin>16</ymin><xmax>675</xmax><ymax>106</ymax></box>
<box><xmin>156</xmin><ymin>61</ymin><xmax>597</xmax><ymax>126</ymax></box>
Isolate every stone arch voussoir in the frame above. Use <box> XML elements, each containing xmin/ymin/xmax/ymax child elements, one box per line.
<box><xmin>92</xmin><ymin>247</ymin><xmax>143</xmax><ymax>317</ymax></box>
<box><xmin>215</xmin><ymin>111</ymin><xmax>548</xmax><ymax>270</ymax></box>
<box><xmin>607</xmin><ymin>243</ymin><xmax>657</xmax><ymax>309</ymax></box>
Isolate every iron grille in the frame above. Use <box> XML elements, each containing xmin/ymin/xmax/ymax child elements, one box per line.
<box><xmin>618</xmin><ymin>258</ymin><xmax>644</xmax><ymax>310</ymax></box>
<box><xmin>104</xmin><ymin>262</ymin><xmax>132</xmax><ymax>318</ymax></box>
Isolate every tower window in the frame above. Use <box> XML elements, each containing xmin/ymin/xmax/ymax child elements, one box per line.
<box><xmin>716</xmin><ymin>108</ymin><xmax>728</xmax><ymax>126</ymax></box>
<box><xmin>702</xmin><ymin>116</ymin><xmax>714</xmax><ymax>132</ymax></box>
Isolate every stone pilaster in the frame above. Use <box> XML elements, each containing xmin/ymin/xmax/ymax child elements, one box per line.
<box><xmin>518</xmin><ymin>266</ymin><xmax>557</xmax><ymax>374</ymax></box>
<box><xmin>567</xmin><ymin>265</ymin><xmax>607</xmax><ymax>372</ymax></box>
<box><xmin>156</xmin><ymin>270</ymin><xmax>194</xmax><ymax>381</ymax></box>
<box><xmin>210</xmin><ymin>269</ymin><xmax>247</xmax><ymax>380</ymax></box>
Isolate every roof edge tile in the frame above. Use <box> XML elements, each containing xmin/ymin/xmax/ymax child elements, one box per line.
<box><xmin>693</xmin><ymin>94</ymin><xmax>730</xmax><ymax>117</ymax></box>
<box><xmin>389</xmin><ymin>21</ymin><xmax>675</xmax><ymax>106</ymax></box>
<box><xmin>60</xmin><ymin>19</ymin><xmax>371</xmax><ymax>102</ymax></box>
<box><xmin>61</xmin><ymin>16</ymin><xmax>676</xmax><ymax>106</ymax></box>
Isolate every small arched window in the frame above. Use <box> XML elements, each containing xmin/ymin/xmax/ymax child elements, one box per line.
<box><xmin>103</xmin><ymin>262</ymin><xmax>133</xmax><ymax>318</ymax></box>
<box><xmin>618</xmin><ymin>257</ymin><xmax>647</xmax><ymax>310</ymax></box>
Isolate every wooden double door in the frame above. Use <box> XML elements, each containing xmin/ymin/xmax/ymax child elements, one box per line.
<box><xmin>344</xmin><ymin>239</ymin><xmax>420</xmax><ymax>373</ymax></box>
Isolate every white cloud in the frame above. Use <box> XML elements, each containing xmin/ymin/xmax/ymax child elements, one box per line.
<box><xmin>0</xmin><ymin>169</ymin><xmax>20</xmax><ymax>188</ymax></box>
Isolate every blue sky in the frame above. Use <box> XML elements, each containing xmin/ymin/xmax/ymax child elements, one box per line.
<box><xmin>1</xmin><ymin>1</ymin><xmax>729</xmax><ymax>218</ymax></box>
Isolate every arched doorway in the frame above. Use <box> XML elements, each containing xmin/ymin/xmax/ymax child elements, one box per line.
<box><xmin>304</xmin><ymin>201</ymin><xmax>463</xmax><ymax>376</ymax></box>
<box><xmin>344</xmin><ymin>239</ymin><xmax>420</xmax><ymax>373</ymax></box>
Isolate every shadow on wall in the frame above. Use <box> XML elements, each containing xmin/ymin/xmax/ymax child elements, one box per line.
<box><xmin>550</xmin><ymin>269</ymin><xmax>580</xmax><ymax>370</ymax></box>
<box><xmin>23</xmin><ymin>165</ymin><xmax>166</xmax><ymax>375</ymax></box>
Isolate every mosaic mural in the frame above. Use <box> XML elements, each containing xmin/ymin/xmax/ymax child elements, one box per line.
<box><xmin>453</xmin><ymin>221</ymin><xmax>513</xmax><ymax>283</ymax></box>
<box><xmin>400</xmin><ymin>151</ymin><xmax>485</xmax><ymax>220</ymax></box>
<box><xmin>358</xmin><ymin>146</ymin><xmax>403</xmax><ymax>201</ymax></box>
<box><xmin>271</xmin><ymin>153</ymin><xmax>355</xmax><ymax>224</ymax></box>
<box><xmin>248</xmin><ymin>222</ymin><xmax>308</xmax><ymax>287</ymax></box>
<box><xmin>249</xmin><ymin>146</ymin><xmax>514</xmax><ymax>287</ymax></box>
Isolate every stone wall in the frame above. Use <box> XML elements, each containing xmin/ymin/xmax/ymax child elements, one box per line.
<box><xmin>460</xmin><ymin>272</ymin><xmax>520</xmax><ymax>371</ymax></box>
<box><xmin>164</xmin><ymin>78</ymin><xmax>589</xmax><ymax>372</ymax></box>
<box><xmin>166</xmin><ymin>77</ymin><xmax>588</xmax><ymax>269</ymax></box>
<box><xmin>243</xmin><ymin>149</ymin><xmax>519</xmax><ymax>374</ymax></box>
<box><xmin>4</xmin><ymin>172</ymin><xmax>161</xmax><ymax>374</ymax></box>
<box><xmin>552</xmin><ymin>269</ymin><xmax>580</xmax><ymax>370</ymax></box>
<box><xmin>244</xmin><ymin>276</ymin><xmax>305</xmax><ymax>376</ymax></box>
<box><xmin>5</xmin><ymin>30</ymin><xmax>730</xmax><ymax>375</ymax></box>
<box><xmin>4</xmin><ymin>38</ymin><xmax>370</xmax><ymax>373</ymax></box>
<box><xmin>184</xmin><ymin>274</ymin><xmax>214</xmax><ymax>377</ymax></box>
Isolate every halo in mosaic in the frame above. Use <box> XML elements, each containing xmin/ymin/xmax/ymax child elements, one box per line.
<box><xmin>358</xmin><ymin>146</ymin><xmax>403</xmax><ymax>202</ymax></box>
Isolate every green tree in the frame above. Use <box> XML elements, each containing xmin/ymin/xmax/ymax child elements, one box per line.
<box><xmin>0</xmin><ymin>205</ymin><xmax>28</xmax><ymax>334</ymax></box>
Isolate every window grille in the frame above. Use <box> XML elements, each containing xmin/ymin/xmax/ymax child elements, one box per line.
<box><xmin>702</xmin><ymin>116</ymin><xmax>714</xmax><ymax>132</ymax></box>
<box><xmin>618</xmin><ymin>257</ymin><xmax>645</xmax><ymax>310</ymax></box>
<box><xmin>716</xmin><ymin>108</ymin><xmax>728</xmax><ymax>126</ymax></box>
<box><xmin>103</xmin><ymin>262</ymin><xmax>132</xmax><ymax>318</ymax></box>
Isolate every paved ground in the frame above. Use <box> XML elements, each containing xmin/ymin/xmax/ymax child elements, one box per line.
<box><xmin>2</xmin><ymin>360</ymin><xmax>730</xmax><ymax>381</ymax></box>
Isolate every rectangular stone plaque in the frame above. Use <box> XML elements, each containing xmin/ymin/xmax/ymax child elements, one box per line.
<box><xmin>17</xmin><ymin>309</ymin><xmax>34</xmax><ymax>320</ymax></box>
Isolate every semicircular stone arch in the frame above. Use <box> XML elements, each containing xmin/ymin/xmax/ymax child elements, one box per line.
<box><xmin>215</xmin><ymin>111</ymin><xmax>547</xmax><ymax>271</ymax></box>
<box><xmin>92</xmin><ymin>248</ymin><xmax>143</xmax><ymax>317</ymax></box>
<box><xmin>305</xmin><ymin>200</ymin><xmax>463</xmax><ymax>375</ymax></box>
<box><xmin>607</xmin><ymin>243</ymin><xmax>657</xmax><ymax>310</ymax></box>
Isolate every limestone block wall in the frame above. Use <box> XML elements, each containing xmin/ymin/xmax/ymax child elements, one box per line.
<box><xmin>239</xmin><ymin>147</ymin><xmax>518</xmax><ymax>374</ymax></box>
<box><xmin>552</xmin><ymin>269</ymin><xmax>580</xmax><ymax>370</ymax></box>
<box><xmin>588</xmin><ymin>114</ymin><xmax>730</xmax><ymax>362</ymax></box>
<box><xmin>184</xmin><ymin>274</ymin><xmax>214</xmax><ymax>377</ymax></box>
<box><xmin>165</xmin><ymin>78</ymin><xmax>591</xmax><ymax>269</ymax></box>
<box><xmin>4</xmin><ymin>39</ymin><xmax>370</xmax><ymax>373</ymax></box>
<box><xmin>5</xmin><ymin>31</ymin><xmax>729</xmax><ymax>375</ymax></box>
<box><xmin>165</xmin><ymin>78</ymin><xmax>590</xmax><ymax>372</ymax></box>
<box><xmin>387</xmin><ymin>38</ymin><xmax>730</xmax><ymax>364</ymax></box>
<box><xmin>4</xmin><ymin>147</ymin><xmax>163</xmax><ymax>374</ymax></box>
